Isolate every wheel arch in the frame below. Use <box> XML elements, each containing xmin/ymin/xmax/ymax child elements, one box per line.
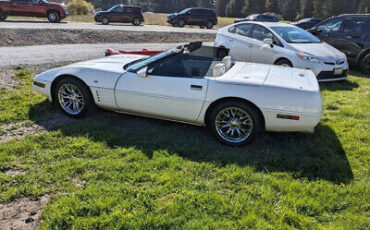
<box><xmin>274</xmin><ymin>57</ymin><xmax>293</xmax><ymax>66</ymax></box>
<box><xmin>50</xmin><ymin>74</ymin><xmax>93</xmax><ymax>103</ymax></box>
<box><xmin>47</xmin><ymin>9</ymin><xmax>60</xmax><ymax>16</ymax></box>
<box><xmin>204</xmin><ymin>97</ymin><xmax>266</xmax><ymax>130</ymax></box>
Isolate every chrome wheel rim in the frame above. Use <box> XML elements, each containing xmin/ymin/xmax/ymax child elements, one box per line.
<box><xmin>58</xmin><ymin>84</ymin><xmax>84</xmax><ymax>115</ymax></box>
<box><xmin>49</xmin><ymin>13</ymin><xmax>56</xmax><ymax>21</ymax></box>
<box><xmin>103</xmin><ymin>18</ymin><xmax>108</xmax><ymax>24</ymax></box>
<box><xmin>134</xmin><ymin>18</ymin><xmax>140</xmax><ymax>25</ymax></box>
<box><xmin>215</xmin><ymin>107</ymin><xmax>253</xmax><ymax>143</ymax></box>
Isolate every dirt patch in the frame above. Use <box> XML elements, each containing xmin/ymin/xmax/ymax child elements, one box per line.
<box><xmin>2</xmin><ymin>169</ymin><xmax>26</xmax><ymax>176</ymax></box>
<box><xmin>0</xmin><ymin>195</ymin><xmax>50</xmax><ymax>230</ymax></box>
<box><xmin>0</xmin><ymin>28</ymin><xmax>216</xmax><ymax>47</ymax></box>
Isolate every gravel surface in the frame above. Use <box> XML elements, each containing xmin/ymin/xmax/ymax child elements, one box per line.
<box><xmin>0</xmin><ymin>20</ymin><xmax>217</xmax><ymax>34</ymax></box>
<box><xmin>0</xmin><ymin>43</ymin><xmax>183</xmax><ymax>67</ymax></box>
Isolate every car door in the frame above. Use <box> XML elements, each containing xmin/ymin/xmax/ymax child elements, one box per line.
<box><xmin>337</xmin><ymin>17</ymin><xmax>370</xmax><ymax>60</ymax></box>
<box><xmin>122</xmin><ymin>7</ymin><xmax>134</xmax><ymax>22</ymax></box>
<box><xmin>109</xmin><ymin>5</ymin><xmax>123</xmax><ymax>22</ymax></box>
<box><xmin>228</xmin><ymin>23</ymin><xmax>254</xmax><ymax>62</ymax></box>
<box><xmin>114</xmin><ymin>54</ymin><xmax>208</xmax><ymax>122</ymax></box>
<box><xmin>249</xmin><ymin>25</ymin><xmax>275</xmax><ymax>64</ymax></box>
<box><xmin>11</xmin><ymin>0</ymin><xmax>35</xmax><ymax>16</ymax></box>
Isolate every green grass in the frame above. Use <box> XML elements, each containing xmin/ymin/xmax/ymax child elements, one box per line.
<box><xmin>0</xmin><ymin>68</ymin><xmax>369</xmax><ymax>229</ymax></box>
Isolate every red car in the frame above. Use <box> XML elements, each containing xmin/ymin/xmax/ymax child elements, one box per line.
<box><xmin>0</xmin><ymin>0</ymin><xmax>68</xmax><ymax>23</ymax></box>
<box><xmin>105</xmin><ymin>48</ymin><xmax>165</xmax><ymax>57</ymax></box>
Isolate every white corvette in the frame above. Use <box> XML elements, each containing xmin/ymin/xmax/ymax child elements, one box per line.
<box><xmin>33</xmin><ymin>43</ymin><xmax>322</xmax><ymax>146</ymax></box>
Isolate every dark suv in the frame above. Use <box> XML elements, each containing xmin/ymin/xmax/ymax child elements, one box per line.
<box><xmin>291</xmin><ymin>18</ymin><xmax>322</xmax><ymax>30</ymax></box>
<box><xmin>167</xmin><ymin>8</ymin><xmax>218</xmax><ymax>29</ymax></box>
<box><xmin>309</xmin><ymin>14</ymin><xmax>370</xmax><ymax>73</ymax></box>
<box><xmin>94</xmin><ymin>5</ymin><xmax>144</xmax><ymax>26</ymax></box>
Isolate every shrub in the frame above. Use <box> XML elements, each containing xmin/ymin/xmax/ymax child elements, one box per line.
<box><xmin>67</xmin><ymin>0</ymin><xmax>94</xmax><ymax>15</ymax></box>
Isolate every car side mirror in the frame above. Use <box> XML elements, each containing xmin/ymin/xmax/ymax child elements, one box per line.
<box><xmin>137</xmin><ymin>67</ymin><xmax>148</xmax><ymax>78</ymax></box>
<box><xmin>263</xmin><ymin>38</ymin><xmax>273</xmax><ymax>47</ymax></box>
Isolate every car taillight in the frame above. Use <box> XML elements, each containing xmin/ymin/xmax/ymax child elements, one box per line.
<box><xmin>140</xmin><ymin>9</ymin><xmax>143</xmax><ymax>13</ymax></box>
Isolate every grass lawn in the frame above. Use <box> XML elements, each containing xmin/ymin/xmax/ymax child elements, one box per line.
<box><xmin>0</xmin><ymin>66</ymin><xmax>369</xmax><ymax>229</ymax></box>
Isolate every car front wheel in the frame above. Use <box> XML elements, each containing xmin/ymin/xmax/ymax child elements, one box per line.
<box><xmin>206</xmin><ymin>21</ymin><xmax>213</xmax><ymax>29</ymax></box>
<box><xmin>360</xmin><ymin>53</ymin><xmax>370</xmax><ymax>74</ymax></box>
<box><xmin>102</xmin><ymin>17</ymin><xmax>110</xmax><ymax>25</ymax></box>
<box><xmin>275</xmin><ymin>59</ymin><xmax>293</xmax><ymax>67</ymax></box>
<box><xmin>132</xmin><ymin>17</ymin><xmax>141</xmax><ymax>26</ymax></box>
<box><xmin>178</xmin><ymin>19</ymin><xmax>185</xmax><ymax>27</ymax></box>
<box><xmin>48</xmin><ymin>11</ymin><xmax>60</xmax><ymax>23</ymax></box>
<box><xmin>210</xmin><ymin>101</ymin><xmax>262</xmax><ymax>146</ymax></box>
<box><xmin>54</xmin><ymin>77</ymin><xmax>93</xmax><ymax>118</ymax></box>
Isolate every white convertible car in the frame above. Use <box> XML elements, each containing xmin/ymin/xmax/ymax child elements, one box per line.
<box><xmin>33</xmin><ymin>43</ymin><xmax>322</xmax><ymax>146</ymax></box>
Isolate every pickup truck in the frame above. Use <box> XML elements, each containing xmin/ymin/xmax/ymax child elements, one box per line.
<box><xmin>0</xmin><ymin>0</ymin><xmax>68</xmax><ymax>23</ymax></box>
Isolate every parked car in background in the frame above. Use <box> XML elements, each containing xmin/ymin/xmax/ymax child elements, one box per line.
<box><xmin>33</xmin><ymin>42</ymin><xmax>321</xmax><ymax>146</ymax></box>
<box><xmin>94</xmin><ymin>4</ymin><xmax>144</xmax><ymax>25</ymax></box>
<box><xmin>291</xmin><ymin>18</ymin><xmax>322</xmax><ymax>30</ymax></box>
<box><xmin>167</xmin><ymin>8</ymin><xmax>217</xmax><ymax>29</ymax></box>
<box><xmin>309</xmin><ymin>14</ymin><xmax>370</xmax><ymax>74</ymax></box>
<box><xmin>234</xmin><ymin>14</ymin><xmax>278</xmax><ymax>24</ymax></box>
<box><xmin>215</xmin><ymin>22</ymin><xmax>349</xmax><ymax>82</ymax></box>
<box><xmin>0</xmin><ymin>0</ymin><xmax>68</xmax><ymax>23</ymax></box>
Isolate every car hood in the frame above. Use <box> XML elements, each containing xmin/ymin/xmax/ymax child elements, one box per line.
<box><xmin>70</xmin><ymin>54</ymin><xmax>147</xmax><ymax>73</ymax></box>
<box><xmin>288</xmin><ymin>42</ymin><xmax>346</xmax><ymax>62</ymax></box>
<box><xmin>96</xmin><ymin>10</ymin><xmax>109</xmax><ymax>14</ymax></box>
<box><xmin>168</xmin><ymin>13</ymin><xmax>177</xmax><ymax>18</ymax></box>
<box><xmin>46</xmin><ymin>2</ymin><xmax>64</xmax><ymax>7</ymax></box>
<box><xmin>218</xmin><ymin>62</ymin><xmax>319</xmax><ymax>92</ymax></box>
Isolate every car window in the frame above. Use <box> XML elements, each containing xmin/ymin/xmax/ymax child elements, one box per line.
<box><xmin>111</xmin><ymin>6</ymin><xmax>123</xmax><ymax>13</ymax></box>
<box><xmin>344</xmin><ymin>17</ymin><xmax>370</xmax><ymax>34</ymax></box>
<box><xmin>272</xmin><ymin>26</ymin><xmax>321</xmax><ymax>43</ymax></box>
<box><xmin>123</xmin><ymin>7</ymin><xmax>133</xmax><ymax>13</ymax></box>
<box><xmin>317</xmin><ymin>18</ymin><xmax>344</xmax><ymax>33</ymax></box>
<box><xmin>228</xmin><ymin>26</ymin><xmax>236</xmax><ymax>33</ymax></box>
<box><xmin>235</xmin><ymin>24</ymin><xmax>254</xmax><ymax>37</ymax></box>
<box><xmin>147</xmin><ymin>53</ymin><xmax>214</xmax><ymax>78</ymax></box>
<box><xmin>251</xmin><ymin>25</ymin><xmax>274</xmax><ymax>41</ymax></box>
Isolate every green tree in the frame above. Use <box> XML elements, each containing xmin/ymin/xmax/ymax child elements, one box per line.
<box><xmin>281</xmin><ymin>0</ymin><xmax>298</xmax><ymax>20</ymax></box>
<box><xmin>242</xmin><ymin>0</ymin><xmax>266</xmax><ymax>16</ymax></box>
<box><xmin>300</xmin><ymin>0</ymin><xmax>314</xmax><ymax>18</ymax></box>
<box><xmin>265</xmin><ymin>0</ymin><xmax>279</xmax><ymax>13</ymax></box>
<box><xmin>226</xmin><ymin>0</ymin><xmax>245</xmax><ymax>17</ymax></box>
<box><xmin>67</xmin><ymin>0</ymin><xmax>94</xmax><ymax>15</ymax></box>
<box><xmin>358</xmin><ymin>0</ymin><xmax>370</xmax><ymax>13</ymax></box>
<box><xmin>215</xmin><ymin>0</ymin><xmax>229</xmax><ymax>16</ymax></box>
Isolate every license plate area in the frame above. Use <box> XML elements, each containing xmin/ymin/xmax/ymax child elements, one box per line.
<box><xmin>334</xmin><ymin>68</ymin><xmax>343</xmax><ymax>75</ymax></box>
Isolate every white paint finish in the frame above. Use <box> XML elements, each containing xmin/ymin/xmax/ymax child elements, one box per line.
<box><xmin>215</xmin><ymin>21</ymin><xmax>349</xmax><ymax>81</ymax></box>
<box><xmin>115</xmin><ymin>72</ymin><xmax>207</xmax><ymax>122</ymax></box>
<box><xmin>34</xmin><ymin>51</ymin><xmax>322</xmax><ymax>133</ymax></box>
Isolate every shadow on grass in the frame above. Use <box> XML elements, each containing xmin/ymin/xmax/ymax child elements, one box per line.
<box><xmin>4</xmin><ymin>20</ymin><xmax>68</xmax><ymax>24</ymax></box>
<box><xmin>30</xmin><ymin>101</ymin><xmax>353</xmax><ymax>184</ymax></box>
<box><xmin>320</xmin><ymin>79</ymin><xmax>359</xmax><ymax>91</ymax></box>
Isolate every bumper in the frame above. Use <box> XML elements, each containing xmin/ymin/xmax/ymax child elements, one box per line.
<box><xmin>293</xmin><ymin>59</ymin><xmax>349</xmax><ymax>82</ymax></box>
<box><xmin>94</xmin><ymin>15</ymin><xmax>102</xmax><ymax>22</ymax></box>
<box><xmin>60</xmin><ymin>10</ymin><xmax>68</xmax><ymax>19</ymax></box>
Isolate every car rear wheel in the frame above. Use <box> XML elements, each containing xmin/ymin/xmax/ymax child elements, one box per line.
<box><xmin>48</xmin><ymin>11</ymin><xmax>60</xmax><ymax>23</ymax></box>
<box><xmin>275</xmin><ymin>59</ymin><xmax>293</xmax><ymax>67</ymax></box>
<box><xmin>199</xmin><ymin>25</ymin><xmax>204</xmax><ymax>28</ymax></box>
<box><xmin>178</xmin><ymin>19</ymin><xmax>185</xmax><ymax>27</ymax></box>
<box><xmin>206</xmin><ymin>21</ymin><xmax>214</xmax><ymax>29</ymax></box>
<box><xmin>360</xmin><ymin>53</ymin><xmax>370</xmax><ymax>74</ymax></box>
<box><xmin>54</xmin><ymin>77</ymin><xmax>93</xmax><ymax>118</ymax></box>
<box><xmin>0</xmin><ymin>11</ymin><xmax>6</xmax><ymax>21</ymax></box>
<box><xmin>210</xmin><ymin>101</ymin><xmax>262</xmax><ymax>146</ymax></box>
<box><xmin>132</xmin><ymin>17</ymin><xmax>141</xmax><ymax>26</ymax></box>
<box><xmin>102</xmin><ymin>17</ymin><xmax>110</xmax><ymax>25</ymax></box>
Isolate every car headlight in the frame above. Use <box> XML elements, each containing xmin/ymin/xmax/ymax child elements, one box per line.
<box><xmin>296</xmin><ymin>53</ymin><xmax>320</xmax><ymax>63</ymax></box>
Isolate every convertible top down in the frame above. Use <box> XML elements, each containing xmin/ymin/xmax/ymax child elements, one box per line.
<box><xmin>33</xmin><ymin>42</ymin><xmax>322</xmax><ymax>146</ymax></box>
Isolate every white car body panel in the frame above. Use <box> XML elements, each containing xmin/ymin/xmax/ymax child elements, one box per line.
<box><xmin>33</xmin><ymin>54</ymin><xmax>322</xmax><ymax>133</ymax></box>
<box><xmin>214</xmin><ymin>21</ymin><xmax>349</xmax><ymax>81</ymax></box>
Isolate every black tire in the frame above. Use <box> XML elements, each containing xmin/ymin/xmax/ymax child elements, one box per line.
<box><xmin>360</xmin><ymin>53</ymin><xmax>370</xmax><ymax>74</ymax></box>
<box><xmin>171</xmin><ymin>23</ymin><xmax>177</xmax><ymax>27</ymax></box>
<box><xmin>47</xmin><ymin>11</ymin><xmax>60</xmax><ymax>23</ymax></box>
<box><xmin>178</xmin><ymin>19</ymin><xmax>185</xmax><ymax>27</ymax></box>
<box><xmin>206</xmin><ymin>21</ymin><xmax>214</xmax><ymax>29</ymax></box>
<box><xmin>199</xmin><ymin>25</ymin><xmax>204</xmax><ymax>29</ymax></box>
<box><xmin>102</xmin><ymin>17</ymin><xmax>110</xmax><ymax>25</ymax></box>
<box><xmin>217</xmin><ymin>47</ymin><xmax>228</xmax><ymax>59</ymax></box>
<box><xmin>132</xmin><ymin>17</ymin><xmax>141</xmax><ymax>26</ymax></box>
<box><xmin>209</xmin><ymin>101</ymin><xmax>262</xmax><ymax>146</ymax></box>
<box><xmin>275</xmin><ymin>59</ymin><xmax>293</xmax><ymax>67</ymax></box>
<box><xmin>54</xmin><ymin>77</ymin><xmax>94</xmax><ymax>118</ymax></box>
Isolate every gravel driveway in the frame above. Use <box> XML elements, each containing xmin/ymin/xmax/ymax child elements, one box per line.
<box><xmin>0</xmin><ymin>20</ymin><xmax>217</xmax><ymax>34</ymax></box>
<box><xmin>0</xmin><ymin>43</ymin><xmax>181</xmax><ymax>67</ymax></box>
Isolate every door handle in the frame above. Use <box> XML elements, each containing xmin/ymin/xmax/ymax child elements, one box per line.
<box><xmin>191</xmin><ymin>85</ymin><xmax>202</xmax><ymax>90</ymax></box>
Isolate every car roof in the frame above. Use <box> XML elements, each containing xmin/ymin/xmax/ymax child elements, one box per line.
<box><xmin>235</xmin><ymin>21</ymin><xmax>293</xmax><ymax>28</ymax></box>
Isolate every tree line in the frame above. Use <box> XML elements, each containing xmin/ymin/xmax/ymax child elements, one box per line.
<box><xmin>84</xmin><ymin>0</ymin><xmax>369</xmax><ymax>20</ymax></box>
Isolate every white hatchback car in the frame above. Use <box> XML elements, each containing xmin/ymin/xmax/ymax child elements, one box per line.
<box><xmin>215</xmin><ymin>21</ymin><xmax>349</xmax><ymax>82</ymax></box>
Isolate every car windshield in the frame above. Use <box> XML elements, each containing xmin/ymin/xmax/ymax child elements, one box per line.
<box><xmin>125</xmin><ymin>49</ymin><xmax>179</xmax><ymax>72</ymax></box>
<box><xmin>271</xmin><ymin>26</ymin><xmax>321</xmax><ymax>43</ymax></box>
<box><xmin>108</xmin><ymin>5</ymin><xmax>121</xmax><ymax>12</ymax></box>
<box><xmin>179</xmin><ymin>8</ymin><xmax>191</xmax><ymax>14</ymax></box>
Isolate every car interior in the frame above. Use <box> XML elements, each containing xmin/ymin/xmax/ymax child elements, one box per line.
<box><xmin>147</xmin><ymin>45</ymin><xmax>233</xmax><ymax>78</ymax></box>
